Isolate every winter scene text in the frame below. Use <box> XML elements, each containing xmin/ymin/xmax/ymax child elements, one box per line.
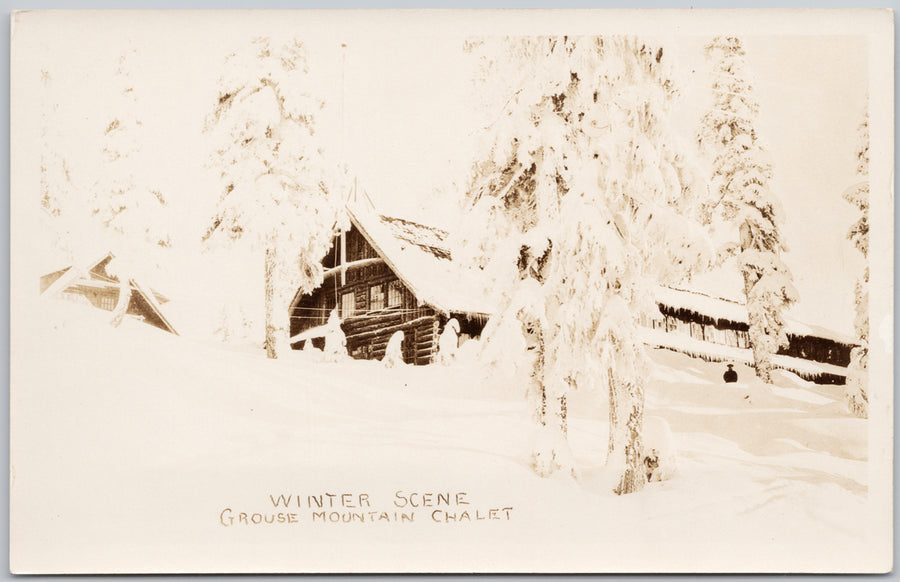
<box><xmin>218</xmin><ymin>491</ymin><xmax>513</xmax><ymax>526</ymax></box>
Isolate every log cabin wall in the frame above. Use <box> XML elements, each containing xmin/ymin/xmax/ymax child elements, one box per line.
<box><xmin>779</xmin><ymin>334</ymin><xmax>852</xmax><ymax>367</ymax></box>
<box><xmin>652</xmin><ymin>306</ymin><xmax>752</xmax><ymax>349</ymax></box>
<box><xmin>342</xmin><ymin>307</ymin><xmax>439</xmax><ymax>365</ymax></box>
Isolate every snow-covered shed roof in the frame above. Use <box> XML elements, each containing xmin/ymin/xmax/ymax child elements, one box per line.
<box><xmin>655</xmin><ymin>285</ymin><xmax>855</xmax><ymax>346</ymax></box>
<box><xmin>41</xmin><ymin>252</ymin><xmax>178</xmax><ymax>335</ymax></box>
<box><xmin>346</xmin><ymin>204</ymin><xmax>494</xmax><ymax>316</ymax></box>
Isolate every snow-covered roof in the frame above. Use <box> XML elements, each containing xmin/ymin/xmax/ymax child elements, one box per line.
<box><xmin>378</xmin><ymin>215</ymin><xmax>451</xmax><ymax>260</ymax></box>
<box><xmin>656</xmin><ymin>286</ymin><xmax>748</xmax><ymax>326</ymax></box>
<box><xmin>655</xmin><ymin>285</ymin><xmax>855</xmax><ymax>346</ymax></box>
<box><xmin>41</xmin><ymin>252</ymin><xmax>178</xmax><ymax>335</ymax></box>
<box><xmin>346</xmin><ymin>204</ymin><xmax>495</xmax><ymax>316</ymax></box>
<box><xmin>129</xmin><ymin>279</ymin><xmax>178</xmax><ymax>335</ymax></box>
<box><xmin>345</xmin><ymin>203</ymin><xmax>850</xmax><ymax>345</ymax></box>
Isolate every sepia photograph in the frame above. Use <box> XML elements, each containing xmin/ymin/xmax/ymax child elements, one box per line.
<box><xmin>8</xmin><ymin>8</ymin><xmax>894</xmax><ymax>573</ymax></box>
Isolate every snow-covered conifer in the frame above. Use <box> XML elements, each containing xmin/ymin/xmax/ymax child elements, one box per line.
<box><xmin>203</xmin><ymin>37</ymin><xmax>344</xmax><ymax>359</ymax></box>
<box><xmin>843</xmin><ymin>109</ymin><xmax>869</xmax><ymax>418</ymax></box>
<box><xmin>383</xmin><ymin>330</ymin><xmax>405</xmax><ymax>368</ymax></box>
<box><xmin>323</xmin><ymin>309</ymin><xmax>347</xmax><ymax>363</ymax></box>
<box><xmin>41</xmin><ymin>58</ymin><xmax>170</xmax><ymax>315</ymax></box>
<box><xmin>697</xmin><ymin>36</ymin><xmax>798</xmax><ymax>384</ymax></box>
<box><xmin>466</xmin><ymin>37</ymin><xmax>711</xmax><ymax>493</ymax></box>
<box><xmin>437</xmin><ymin>318</ymin><xmax>460</xmax><ymax>365</ymax></box>
<box><xmin>40</xmin><ymin>69</ymin><xmax>77</xmax><ymax>244</ymax></box>
<box><xmin>86</xmin><ymin>49</ymin><xmax>173</xmax><ymax>327</ymax></box>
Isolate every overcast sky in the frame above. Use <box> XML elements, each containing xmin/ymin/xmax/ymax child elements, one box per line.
<box><xmin>24</xmin><ymin>11</ymin><xmax>868</xmax><ymax>336</ymax></box>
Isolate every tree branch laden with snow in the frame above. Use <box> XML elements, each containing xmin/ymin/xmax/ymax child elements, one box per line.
<box><xmin>843</xmin><ymin>109</ymin><xmax>869</xmax><ymax>418</ymax></box>
<box><xmin>697</xmin><ymin>36</ymin><xmax>798</xmax><ymax>384</ymax></box>
<box><xmin>42</xmin><ymin>51</ymin><xmax>174</xmax><ymax>328</ymax></box>
<box><xmin>204</xmin><ymin>37</ymin><xmax>345</xmax><ymax>359</ymax></box>
<box><xmin>463</xmin><ymin>36</ymin><xmax>711</xmax><ymax>493</ymax></box>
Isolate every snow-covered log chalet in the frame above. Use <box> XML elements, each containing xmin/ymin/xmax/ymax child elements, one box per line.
<box><xmin>40</xmin><ymin>252</ymin><xmax>178</xmax><ymax>334</ymax></box>
<box><xmin>289</xmin><ymin>205</ymin><xmax>491</xmax><ymax>365</ymax></box>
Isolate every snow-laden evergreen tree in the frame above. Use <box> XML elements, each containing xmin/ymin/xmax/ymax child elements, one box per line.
<box><xmin>464</xmin><ymin>36</ymin><xmax>711</xmax><ymax>493</ymax></box>
<box><xmin>437</xmin><ymin>318</ymin><xmax>460</xmax><ymax>365</ymax></box>
<box><xmin>697</xmin><ymin>36</ymin><xmax>798</xmax><ymax>384</ymax></box>
<box><xmin>323</xmin><ymin>309</ymin><xmax>347</xmax><ymax>362</ymax></box>
<box><xmin>39</xmin><ymin>68</ymin><xmax>82</xmax><ymax>256</ymax></box>
<box><xmin>93</xmin><ymin>51</ymin><xmax>172</xmax><ymax>325</ymax></box>
<box><xmin>383</xmin><ymin>330</ymin><xmax>405</xmax><ymax>368</ymax></box>
<box><xmin>843</xmin><ymin>109</ymin><xmax>869</xmax><ymax>418</ymax></box>
<box><xmin>45</xmin><ymin>50</ymin><xmax>173</xmax><ymax>327</ymax></box>
<box><xmin>203</xmin><ymin>37</ymin><xmax>344</xmax><ymax>359</ymax></box>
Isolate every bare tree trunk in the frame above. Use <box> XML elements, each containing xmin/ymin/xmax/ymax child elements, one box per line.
<box><xmin>608</xmin><ymin>375</ymin><xmax>647</xmax><ymax>495</ymax></box>
<box><xmin>845</xmin><ymin>346</ymin><xmax>869</xmax><ymax>418</ymax></box>
<box><xmin>528</xmin><ymin>321</ymin><xmax>573</xmax><ymax>478</ymax></box>
<box><xmin>740</xmin><ymin>220</ymin><xmax>773</xmax><ymax>383</ymax></box>
<box><xmin>109</xmin><ymin>278</ymin><xmax>130</xmax><ymax>328</ymax></box>
<box><xmin>264</xmin><ymin>244</ymin><xmax>281</xmax><ymax>359</ymax></box>
<box><xmin>845</xmin><ymin>265</ymin><xmax>869</xmax><ymax>418</ymax></box>
<box><xmin>608</xmin><ymin>374</ymin><xmax>618</xmax><ymax>457</ymax></box>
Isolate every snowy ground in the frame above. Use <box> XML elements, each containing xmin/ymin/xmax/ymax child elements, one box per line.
<box><xmin>10</xmin><ymin>301</ymin><xmax>883</xmax><ymax>573</ymax></box>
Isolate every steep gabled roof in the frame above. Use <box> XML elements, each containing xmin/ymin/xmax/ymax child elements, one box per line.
<box><xmin>41</xmin><ymin>252</ymin><xmax>178</xmax><ymax>335</ymax></box>
<box><xmin>346</xmin><ymin>204</ymin><xmax>494</xmax><ymax>316</ymax></box>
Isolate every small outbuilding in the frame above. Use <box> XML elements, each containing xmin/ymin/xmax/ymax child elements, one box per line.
<box><xmin>40</xmin><ymin>252</ymin><xmax>178</xmax><ymax>335</ymax></box>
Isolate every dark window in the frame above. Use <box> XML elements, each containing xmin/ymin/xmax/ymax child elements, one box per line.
<box><xmin>369</xmin><ymin>284</ymin><xmax>385</xmax><ymax>312</ymax></box>
<box><xmin>340</xmin><ymin>292</ymin><xmax>356</xmax><ymax>318</ymax></box>
<box><xmin>387</xmin><ymin>281</ymin><xmax>402</xmax><ymax>308</ymax></box>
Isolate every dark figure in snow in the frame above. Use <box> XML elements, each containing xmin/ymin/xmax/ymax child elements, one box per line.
<box><xmin>723</xmin><ymin>364</ymin><xmax>738</xmax><ymax>383</ymax></box>
<box><xmin>643</xmin><ymin>451</ymin><xmax>659</xmax><ymax>482</ymax></box>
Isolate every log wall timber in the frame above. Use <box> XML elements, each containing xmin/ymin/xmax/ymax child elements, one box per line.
<box><xmin>343</xmin><ymin>312</ymin><xmax>439</xmax><ymax>365</ymax></box>
<box><xmin>780</xmin><ymin>333</ymin><xmax>852</xmax><ymax>368</ymax></box>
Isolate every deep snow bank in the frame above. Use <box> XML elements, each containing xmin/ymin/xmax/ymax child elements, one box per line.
<box><xmin>11</xmin><ymin>300</ymin><xmax>874</xmax><ymax>573</ymax></box>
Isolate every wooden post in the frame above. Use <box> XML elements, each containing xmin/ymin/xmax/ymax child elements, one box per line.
<box><xmin>340</xmin><ymin>228</ymin><xmax>347</xmax><ymax>287</ymax></box>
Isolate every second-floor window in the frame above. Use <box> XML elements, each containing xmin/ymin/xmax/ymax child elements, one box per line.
<box><xmin>387</xmin><ymin>280</ymin><xmax>402</xmax><ymax>308</ymax></box>
<box><xmin>369</xmin><ymin>284</ymin><xmax>385</xmax><ymax>312</ymax></box>
<box><xmin>341</xmin><ymin>291</ymin><xmax>356</xmax><ymax>318</ymax></box>
<box><xmin>100</xmin><ymin>293</ymin><xmax>117</xmax><ymax>311</ymax></box>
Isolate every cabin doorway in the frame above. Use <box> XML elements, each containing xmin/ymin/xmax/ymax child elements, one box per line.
<box><xmin>402</xmin><ymin>328</ymin><xmax>417</xmax><ymax>365</ymax></box>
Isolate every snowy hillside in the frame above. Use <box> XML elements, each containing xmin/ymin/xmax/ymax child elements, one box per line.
<box><xmin>11</xmin><ymin>300</ymin><xmax>875</xmax><ymax>573</ymax></box>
